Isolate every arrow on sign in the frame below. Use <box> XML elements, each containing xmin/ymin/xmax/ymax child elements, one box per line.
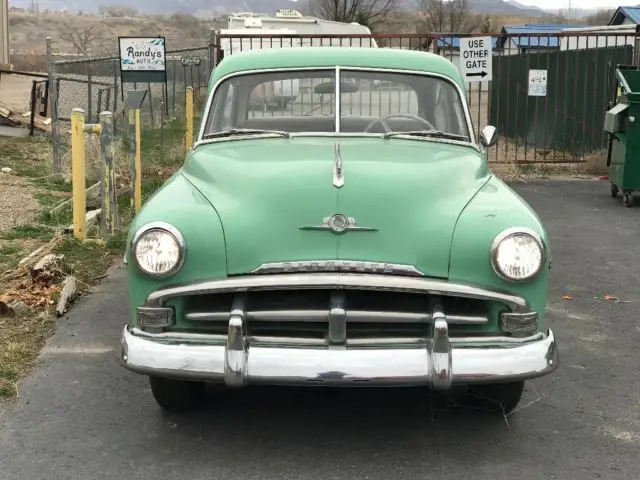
<box><xmin>466</xmin><ymin>71</ymin><xmax>488</xmax><ymax>78</ymax></box>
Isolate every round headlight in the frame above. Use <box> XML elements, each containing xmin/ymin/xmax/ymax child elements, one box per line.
<box><xmin>132</xmin><ymin>222</ymin><xmax>184</xmax><ymax>277</ymax></box>
<box><xmin>491</xmin><ymin>227</ymin><xmax>545</xmax><ymax>282</ymax></box>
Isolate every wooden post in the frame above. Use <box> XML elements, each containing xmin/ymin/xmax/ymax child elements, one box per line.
<box><xmin>70</xmin><ymin>108</ymin><xmax>86</xmax><ymax>241</ymax></box>
<box><xmin>99</xmin><ymin>111</ymin><xmax>118</xmax><ymax>234</ymax></box>
<box><xmin>185</xmin><ymin>86</ymin><xmax>194</xmax><ymax>152</ymax></box>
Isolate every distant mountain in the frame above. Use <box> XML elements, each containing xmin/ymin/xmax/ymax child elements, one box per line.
<box><xmin>9</xmin><ymin>0</ymin><xmax>590</xmax><ymax>18</ymax></box>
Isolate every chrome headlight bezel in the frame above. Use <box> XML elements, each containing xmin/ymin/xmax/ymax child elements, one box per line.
<box><xmin>490</xmin><ymin>227</ymin><xmax>546</xmax><ymax>283</ymax></box>
<box><xmin>131</xmin><ymin>221</ymin><xmax>185</xmax><ymax>278</ymax></box>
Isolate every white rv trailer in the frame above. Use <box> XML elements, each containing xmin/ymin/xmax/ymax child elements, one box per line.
<box><xmin>559</xmin><ymin>24</ymin><xmax>638</xmax><ymax>51</ymax></box>
<box><xmin>217</xmin><ymin>9</ymin><xmax>379</xmax><ymax>107</ymax></box>
<box><xmin>225</xmin><ymin>9</ymin><xmax>378</xmax><ymax>48</ymax></box>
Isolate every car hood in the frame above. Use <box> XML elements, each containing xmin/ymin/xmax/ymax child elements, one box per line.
<box><xmin>181</xmin><ymin>137</ymin><xmax>490</xmax><ymax>278</ymax></box>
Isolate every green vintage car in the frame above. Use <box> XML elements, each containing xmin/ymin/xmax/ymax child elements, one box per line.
<box><xmin>120</xmin><ymin>47</ymin><xmax>558</xmax><ymax>414</ymax></box>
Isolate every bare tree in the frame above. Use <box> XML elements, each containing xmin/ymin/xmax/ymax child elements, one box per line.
<box><xmin>417</xmin><ymin>0</ymin><xmax>477</xmax><ymax>33</ymax></box>
<box><xmin>56</xmin><ymin>22</ymin><xmax>107</xmax><ymax>55</ymax></box>
<box><xmin>307</xmin><ymin>0</ymin><xmax>399</xmax><ymax>29</ymax></box>
<box><xmin>585</xmin><ymin>8</ymin><xmax>615</xmax><ymax>25</ymax></box>
<box><xmin>540</xmin><ymin>0</ymin><xmax>581</xmax><ymax>25</ymax></box>
<box><xmin>478</xmin><ymin>13</ymin><xmax>494</xmax><ymax>33</ymax></box>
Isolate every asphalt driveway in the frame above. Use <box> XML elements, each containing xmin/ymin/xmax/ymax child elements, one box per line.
<box><xmin>0</xmin><ymin>178</ymin><xmax>638</xmax><ymax>480</ymax></box>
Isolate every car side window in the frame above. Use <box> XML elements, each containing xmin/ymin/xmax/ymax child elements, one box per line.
<box><xmin>220</xmin><ymin>84</ymin><xmax>235</xmax><ymax>129</ymax></box>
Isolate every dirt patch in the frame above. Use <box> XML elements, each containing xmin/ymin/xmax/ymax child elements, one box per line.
<box><xmin>0</xmin><ymin>174</ymin><xmax>42</xmax><ymax>234</ymax></box>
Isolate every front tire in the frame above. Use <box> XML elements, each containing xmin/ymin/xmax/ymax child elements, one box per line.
<box><xmin>467</xmin><ymin>381</ymin><xmax>525</xmax><ymax>415</ymax></box>
<box><xmin>149</xmin><ymin>376</ymin><xmax>206</xmax><ymax>413</ymax></box>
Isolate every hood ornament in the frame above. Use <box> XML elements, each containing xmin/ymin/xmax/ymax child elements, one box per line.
<box><xmin>333</xmin><ymin>143</ymin><xmax>344</xmax><ymax>188</ymax></box>
<box><xmin>300</xmin><ymin>214</ymin><xmax>377</xmax><ymax>235</ymax></box>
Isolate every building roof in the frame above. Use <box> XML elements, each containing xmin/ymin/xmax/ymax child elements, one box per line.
<box><xmin>608</xmin><ymin>5</ymin><xmax>640</xmax><ymax>25</ymax></box>
<box><xmin>497</xmin><ymin>23</ymin><xmax>590</xmax><ymax>49</ymax></box>
<box><xmin>209</xmin><ymin>46</ymin><xmax>465</xmax><ymax>87</ymax></box>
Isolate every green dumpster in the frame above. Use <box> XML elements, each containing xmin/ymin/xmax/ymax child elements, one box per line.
<box><xmin>605</xmin><ymin>65</ymin><xmax>640</xmax><ymax>207</ymax></box>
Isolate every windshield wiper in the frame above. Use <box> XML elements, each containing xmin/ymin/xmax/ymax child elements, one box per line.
<box><xmin>382</xmin><ymin>130</ymin><xmax>470</xmax><ymax>142</ymax></box>
<box><xmin>203</xmin><ymin>128</ymin><xmax>291</xmax><ymax>139</ymax></box>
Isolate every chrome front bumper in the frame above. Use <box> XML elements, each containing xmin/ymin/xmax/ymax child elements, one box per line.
<box><xmin>120</xmin><ymin>325</ymin><xmax>558</xmax><ymax>389</ymax></box>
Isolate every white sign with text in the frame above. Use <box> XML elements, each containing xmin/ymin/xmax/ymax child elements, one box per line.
<box><xmin>528</xmin><ymin>69</ymin><xmax>548</xmax><ymax>96</ymax></box>
<box><xmin>119</xmin><ymin>37</ymin><xmax>166</xmax><ymax>72</ymax></box>
<box><xmin>459</xmin><ymin>36</ymin><xmax>493</xmax><ymax>83</ymax></box>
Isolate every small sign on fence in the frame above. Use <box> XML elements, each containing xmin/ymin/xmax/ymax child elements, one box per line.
<box><xmin>459</xmin><ymin>36</ymin><xmax>493</xmax><ymax>83</ymax></box>
<box><xmin>181</xmin><ymin>56</ymin><xmax>202</xmax><ymax>66</ymax></box>
<box><xmin>528</xmin><ymin>69</ymin><xmax>548</xmax><ymax>97</ymax></box>
<box><xmin>118</xmin><ymin>36</ymin><xmax>167</xmax><ymax>84</ymax></box>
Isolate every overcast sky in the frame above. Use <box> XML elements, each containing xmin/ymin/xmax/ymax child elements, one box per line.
<box><xmin>511</xmin><ymin>0</ymin><xmax>623</xmax><ymax>10</ymax></box>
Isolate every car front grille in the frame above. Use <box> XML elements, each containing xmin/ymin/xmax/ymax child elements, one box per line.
<box><xmin>179</xmin><ymin>287</ymin><xmax>496</xmax><ymax>347</ymax></box>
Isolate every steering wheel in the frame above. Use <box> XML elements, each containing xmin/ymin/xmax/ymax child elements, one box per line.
<box><xmin>364</xmin><ymin>113</ymin><xmax>437</xmax><ymax>134</ymax></box>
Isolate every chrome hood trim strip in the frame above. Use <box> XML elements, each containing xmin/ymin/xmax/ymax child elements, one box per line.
<box><xmin>251</xmin><ymin>260</ymin><xmax>420</xmax><ymax>276</ymax></box>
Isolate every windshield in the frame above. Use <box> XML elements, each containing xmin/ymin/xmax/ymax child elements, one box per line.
<box><xmin>202</xmin><ymin>68</ymin><xmax>472</xmax><ymax>141</ymax></box>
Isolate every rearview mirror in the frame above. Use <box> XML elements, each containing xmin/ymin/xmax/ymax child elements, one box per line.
<box><xmin>314</xmin><ymin>81</ymin><xmax>359</xmax><ymax>94</ymax></box>
<box><xmin>479</xmin><ymin>125</ymin><xmax>498</xmax><ymax>148</ymax></box>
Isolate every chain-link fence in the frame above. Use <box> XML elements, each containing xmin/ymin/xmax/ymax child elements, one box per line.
<box><xmin>46</xmin><ymin>37</ymin><xmax>213</xmax><ymax>177</ymax></box>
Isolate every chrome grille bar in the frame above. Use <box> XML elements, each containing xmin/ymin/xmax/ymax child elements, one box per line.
<box><xmin>185</xmin><ymin>310</ymin><xmax>487</xmax><ymax>324</ymax></box>
<box><xmin>145</xmin><ymin>272</ymin><xmax>529</xmax><ymax>312</ymax></box>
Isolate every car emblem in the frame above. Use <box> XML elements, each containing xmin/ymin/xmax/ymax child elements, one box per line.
<box><xmin>328</xmin><ymin>213</ymin><xmax>349</xmax><ymax>233</ymax></box>
<box><xmin>300</xmin><ymin>214</ymin><xmax>377</xmax><ymax>235</ymax></box>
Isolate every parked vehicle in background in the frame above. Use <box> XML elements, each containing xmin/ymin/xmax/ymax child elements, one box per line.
<box><xmin>217</xmin><ymin>9</ymin><xmax>377</xmax><ymax>108</ymax></box>
<box><xmin>120</xmin><ymin>46</ymin><xmax>558</xmax><ymax>415</ymax></box>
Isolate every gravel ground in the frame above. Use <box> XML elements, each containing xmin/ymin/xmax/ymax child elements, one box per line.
<box><xmin>0</xmin><ymin>173</ymin><xmax>41</xmax><ymax>234</ymax></box>
<box><xmin>0</xmin><ymin>178</ymin><xmax>638</xmax><ymax>479</ymax></box>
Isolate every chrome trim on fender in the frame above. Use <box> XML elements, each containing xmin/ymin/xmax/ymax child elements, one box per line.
<box><xmin>142</xmin><ymin>273</ymin><xmax>530</xmax><ymax>312</ymax></box>
<box><xmin>120</xmin><ymin>325</ymin><xmax>558</xmax><ymax>387</ymax></box>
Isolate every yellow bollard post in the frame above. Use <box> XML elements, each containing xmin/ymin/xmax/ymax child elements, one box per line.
<box><xmin>134</xmin><ymin>108</ymin><xmax>142</xmax><ymax>212</ymax></box>
<box><xmin>70</xmin><ymin>108</ymin><xmax>86</xmax><ymax>241</ymax></box>
<box><xmin>185</xmin><ymin>86</ymin><xmax>194</xmax><ymax>152</ymax></box>
<box><xmin>128</xmin><ymin>107</ymin><xmax>143</xmax><ymax>213</ymax></box>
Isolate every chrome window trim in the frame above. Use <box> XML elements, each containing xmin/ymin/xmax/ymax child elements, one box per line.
<box><xmin>142</xmin><ymin>272</ymin><xmax>530</xmax><ymax>312</ymax></box>
<box><xmin>131</xmin><ymin>221</ymin><xmax>186</xmax><ymax>279</ymax></box>
<box><xmin>192</xmin><ymin>133</ymin><xmax>479</xmax><ymax>151</ymax></box>
<box><xmin>335</xmin><ymin>65</ymin><xmax>341</xmax><ymax>133</ymax></box>
<box><xmin>196</xmin><ymin>65</ymin><xmax>477</xmax><ymax>147</ymax></box>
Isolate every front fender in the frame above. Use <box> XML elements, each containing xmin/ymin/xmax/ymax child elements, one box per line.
<box><xmin>448</xmin><ymin>175</ymin><xmax>551</xmax><ymax>329</ymax></box>
<box><xmin>125</xmin><ymin>171</ymin><xmax>228</xmax><ymax>325</ymax></box>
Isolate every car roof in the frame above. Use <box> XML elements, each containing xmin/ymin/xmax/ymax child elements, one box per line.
<box><xmin>209</xmin><ymin>47</ymin><xmax>465</xmax><ymax>88</ymax></box>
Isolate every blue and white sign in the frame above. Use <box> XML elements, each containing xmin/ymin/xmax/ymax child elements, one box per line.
<box><xmin>528</xmin><ymin>69</ymin><xmax>548</xmax><ymax>97</ymax></box>
<box><xmin>118</xmin><ymin>36</ymin><xmax>167</xmax><ymax>83</ymax></box>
